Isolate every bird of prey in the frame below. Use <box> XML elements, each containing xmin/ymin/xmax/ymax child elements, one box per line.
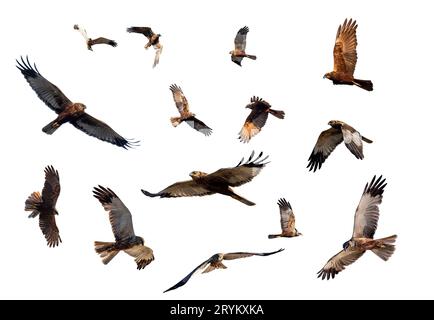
<box><xmin>16</xmin><ymin>56</ymin><xmax>138</xmax><ymax>149</ymax></box>
<box><xmin>164</xmin><ymin>248</ymin><xmax>284</xmax><ymax>292</ymax></box>
<box><xmin>169</xmin><ymin>84</ymin><xmax>212</xmax><ymax>136</ymax></box>
<box><xmin>239</xmin><ymin>96</ymin><xmax>285</xmax><ymax>143</ymax></box>
<box><xmin>73</xmin><ymin>24</ymin><xmax>117</xmax><ymax>51</ymax></box>
<box><xmin>93</xmin><ymin>186</ymin><xmax>154</xmax><ymax>270</ymax></box>
<box><xmin>323</xmin><ymin>18</ymin><xmax>373</xmax><ymax>91</ymax></box>
<box><xmin>307</xmin><ymin>120</ymin><xmax>373</xmax><ymax>172</ymax></box>
<box><xmin>127</xmin><ymin>26</ymin><xmax>162</xmax><ymax>68</ymax></box>
<box><xmin>317</xmin><ymin>176</ymin><xmax>397</xmax><ymax>280</ymax></box>
<box><xmin>268</xmin><ymin>198</ymin><xmax>302</xmax><ymax>239</ymax></box>
<box><xmin>230</xmin><ymin>26</ymin><xmax>256</xmax><ymax>66</ymax></box>
<box><xmin>24</xmin><ymin>165</ymin><xmax>62</xmax><ymax>247</ymax></box>
<box><xmin>142</xmin><ymin>151</ymin><xmax>269</xmax><ymax>206</ymax></box>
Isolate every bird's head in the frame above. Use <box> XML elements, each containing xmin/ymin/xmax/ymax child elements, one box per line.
<box><xmin>328</xmin><ymin>120</ymin><xmax>343</xmax><ymax>128</ymax></box>
<box><xmin>295</xmin><ymin>229</ymin><xmax>303</xmax><ymax>236</ymax></box>
<box><xmin>229</xmin><ymin>50</ymin><xmax>234</xmax><ymax>55</ymax></box>
<box><xmin>323</xmin><ymin>72</ymin><xmax>332</xmax><ymax>79</ymax></box>
<box><xmin>73</xmin><ymin>24</ymin><xmax>79</xmax><ymax>30</ymax></box>
<box><xmin>342</xmin><ymin>240</ymin><xmax>351</xmax><ymax>251</ymax></box>
<box><xmin>75</xmin><ymin>103</ymin><xmax>87</xmax><ymax>112</ymax></box>
<box><xmin>136</xmin><ymin>236</ymin><xmax>145</xmax><ymax>246</ymax></box>
<box><xmin>189</xmin><ymin>171</ymin><xmax>207</xmax><ymax>180</ymax></box>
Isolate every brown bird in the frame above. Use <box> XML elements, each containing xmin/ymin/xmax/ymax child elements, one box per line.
<box><xmin>169</xmin><ymin>84</ymin><xmax>212</xmax><ymax>136</ymax></box>
<box><xmin>16</xmin><ymin>56</ymin><xmax>138</xmax><ymax>149</ymax></box>
<box><xmin>25</xmin><ymin>165</ymin><xmax>62</xmax><ymax>247</ymax></box>
<box><xmin>239</xmin><ymin>96</ymin><xmax>285</xmax><ymax>143</ymax></box>
<box><xmin>268</xmin><ymin>198</ymin><xmax>302</xmax><ymax>239</ymax></box>
<box><xmin>164</xmin><ymin>248</ymin><xmax>284</xmax><ymax>292</ymax></box>
<box><xmin>127</xmin><ymin>26</ymin><xmax>162</xmax><ymax>68</ymax></box>
<box><xmin>323</xmin><ymin>18</ymin><xmax>373</xmax><ymax>91</ymax></box>
<box><xmin>73</xmin><ymin>24</ymin><xmax>117</xmax><ymax>51</ymax></box>
<box><xmin>307</xmin><ymin>120</ymin><xmax>373</xmax><ymax>172</ymax></box>
<box><xmin>142</xmin><ymin>151</ymin><xmax>269</xmax><ymax>206</ymax></box>
<box><xmin>317</xmin><ymin>176</ymin><xmax>397</xmax><ymax>280</ymax></box>
<box><xmin>230</xmin><ymin>26</ymin><xmax>257</xmax><ymax>66</ymax></box>
<box><xmin>93</xmin><ymin>186</ymin><xmax>154</xmax><ymax>270</ymax></box>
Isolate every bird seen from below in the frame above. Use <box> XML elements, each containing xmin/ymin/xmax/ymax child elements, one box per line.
<box><xmin>142</xmin><ymin>151</ymin><xmax>269</xmax><ymax>206</ymax></box>
<box><xmin>230</xmin><ymin>26</ymin><xmax>256</xmax><ymax>66</ymax></box>
<box><xmin>317</xmin><ymin>176</ymin><xmax>397</xmax><ymax>280</ymax></box>
<box><xmin>239</xmin><ymin>96</ymin><xmax>284</xmax><ymax>143</ymax></box>
<box><xmin>323</xmin><ymin>18</ymin><xmax>373</xmax><ymax>91</ymax></box>
<box><xmin>16</xmin><ymin>56</ymin><xmax>138</xmax><ymax>149</ymax></box>
<box><xmin>169</xmin><ymin>84</ymin><xmax>212</xmax><ymax>136</ymax></box>
<box><xmin>25</xmin><ymin>165</ymin><xmax>62</xmax><ymax>247</ymax></box>
<box><xmin>73</xmin><ymin>24</ymin><xmax>117</xmax><ymax>51</ymax></box>
<box><xmin>268</xmin><ymin>198</ymin><xmax>302</xmax><ymax>239</ymax></box>
<box><xmin>93</xmin><ymin>186</ymin><xmax>154</xmax><ymax>270</ymax></box>
<box><xmin>164</xmin><ymin>248</ymin><xmax>284</xmax><ymax>292</ymax></box>
<box><xmin>307</xmin><ymin>120</ymin><xmax>373</xmax><ymax>172</ymax></box>
<box><xmin>127</xmin><ymin>26</ymin><xmax>162</xmax><ymax>68</ymax></box>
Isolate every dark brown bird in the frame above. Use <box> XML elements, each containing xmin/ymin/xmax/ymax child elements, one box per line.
<box><xmin>73</xmin><ymin>25</ymin><xmax>117</xmax><ymax>51</ymax></box>
<box><xmin>93</xmin><ymin>186</ymin><xmax>154</xmax><ymax>270</ymax></box>
<box><xmin>164</xmin><ymin>248</ymin><xmax>284</xmax><ymax>292</ymax></box>
<box><xmin>25</xmin><ymin>165</ymin><xmax>62</xmax><ymax>247</ymax></box>
<box><xmin>16</xmin><ymin>56</ymin><xmax>138</xmax><ymax>149</ymax></box>
<box><xmin>307</xmin><ymin>120</ymin><xmax>373</xmax><ymax>172</ymax></box>
<box><xmin>142</xmin><ymin>151</ymin><xmax>269</xmax><ymax>206</ymax></box>
<box><xmin>323</xmin><ymin>18</ymin><xmax>373</xmax><ymax>91</ymax></box>
<box><xmin>318</xmin><ymin>176</ymin><xmax>397</xmax><ymax>280</ymax></box>
<box><xmin>127</xmin><ymin>26</ymin><xmax>162</xmax><ymax>67</ymax></box>
<box><xmin>169</xmin><ymin>84</ymin><xmax>212</xmax><ymax>136</ymax></box>
<box><xmin>268</xmin><ymin>198</ymin><xmax>302</xmax><ymax>239</ymax></box>
<box><xmin>239</xmin><ymin>96</ymin><xmax>284</xmax><ymax>143</ymax></box>
<box><xmin>230</xmin><ymin>26</ymin><xmax>257</xmax><ymax>66</ymax></box>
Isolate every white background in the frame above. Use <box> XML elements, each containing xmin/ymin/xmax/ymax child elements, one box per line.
<box><xmin>0</xmin><ymin>0</ymin><xmax>431</xmax><ymax>299</ymax></box>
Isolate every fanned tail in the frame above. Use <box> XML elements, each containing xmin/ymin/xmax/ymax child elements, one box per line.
<box><xmin>94</xmin><ymin>241</ymin><xmax>119</xmax><ymax>265</ymax></box>
<box><xmin>25</xmin><ymin>191</ymin><xmax>42</xmax><ymax>218</ymax></box>
<box><xmin>170</xmin><ymin>117</ymin><xmax>182</xmax><ymax>127</ymax></box>
<box><xmin>372</xmin><ymin>235</ymin><xmax>397</xmax><ymax>261</ymax></box>
<box><xmin>269</xmin><ymin>109</ymin><xmax>285</xmax><ymax>119</ymax></box>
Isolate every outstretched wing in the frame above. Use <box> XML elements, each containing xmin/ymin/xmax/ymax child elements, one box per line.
<box><xmin>238</xmin><ymin>97</ymin><xmax>270</xmax><ymax>143</ymax></box>
<box><xmin>142</xmin><ymin>180</ymin><xmax>213</xmax><ymax>198</ymax></box>
<box><xmin>127</xmin><ymin>26</ymin><xmax>154</xmax><ymax>39</ymax></box>
<box><xmin>89</xmin><ymin>37</ymin><xmax>118</xmax><ymax>47</ymax></box>
<box><xmin>223</xmin><ymin>248</ymin><xmax>284</xmax><ymax>260</ymax></box>
<box><xmin>169</xmin><ymin>84</ymin><xmax>190</xmax><ymax>115</ymax></box>
<box><xmin>307</xmin><ymin>127</ymin><xmax>343</xmax><ymax>172</ymax></box>
<box><xmin>234</xmin><ymin>26</ymin><xmax>249</xmax><ymax>51</ymax></box>
<box><xmin>185</xmin><ymin>116</ymin><xmax>212</xmax><ymax>136</ymax></box>
<box><xmin>16</xmin><ymin>56</ymin><xmax>71</xmax><ymax>114</ymax></box>
<box><xmin>352</xmin><ymin>176</ymin><xmax>386</xmax><ymax>239</ymax></box>
<box><xmin>39</xmin><ymin>213</ymin><xmax>62</xmax><ymax>248</ymax></box>
<box><xmin>333</xmin><ymin>18</ymin><xmax>358</xmax><ymax>75</ymax></box>
<box><xmin>124</xmin><ymin>245</ymin><xmax>154</xmax><ymax>270</ymax></box>
<box><xmin>41</xmin><ymin>165</ymin><xmax>60</xmax><ymax>210</ymax></box>
<box><xmin>277</xmin><ymin>198</ymin><xmax>295</xmax><ymax>234</ymax></box>
<box><xmin>317</xmin><ymin>248</ymin><xmax>365</xmax><ymax>280</ymax></box>
<box><xmin>93</xmin><ymin>186</ymin><xmax>136</xmax><ymax>242</ymax></box>
<box><xmin>73</xmin><ymin>24</ymin><xmax>89</xmax><ymax>41</ymax></box>
<box><xmin>341</xmin><ymin>123</ymin><xmax>364</xmax><ymax>159</ymax></box>
<box><xmin>71</xmin><ymin>113</ymin><xmax>138</xmax><ymax>149</ymax></box>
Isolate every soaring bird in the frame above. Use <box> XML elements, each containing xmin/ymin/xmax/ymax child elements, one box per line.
<box><xmin>317</xmin><ymin>176</ymin><xmax>397</xmax><ymax>280</ymax></box>
<box><xmin>142</xmin><ymin>151</ymin><xmax>269</xmax><ymax>206</ymax></box>
<box><xmin>164</xmin><ymin>249</ymin><xmax>284</xmax><ymax>292</ymax></box>
<box><xmin>93</xmin><ymin>186</ymin><xmax>154</xmax><ymax>270</ymax></box>
<box><xmin>268</xmin><ymin>198</ymin><xmax>302</xmax><ymax>239</ymax></box>
<box><xmin>323</xmin><ymin>18</ymin><xmax>373</xmax><ymax>91</ymax></box>
<box><xmin>307</xmin><ymin>120</ymin><xmax>372</xmax><ymax>172</ymax></box>
<box><xmin>73</xmin><ymin>24</ymin><xmax>117</xmax><ymax>51</ymax></box>
<box><xmin>16</xmin><ymin>56</ymin><xmax>138</xmax><ymax>149</ymax></box>
<box><xmin>127</xmin><ymin>26</ymin><xmax>162</xmax><ymax>68</ymax></box>
<box><xmin>25</xmin><ymin>165</ymin><xmax>62</xmax><ymax>247</ymax></box>
<box><xmin>230</xmin><ymin>26</ymin><xmax>256</xmax><ymax>66</ymax></box>
<box><xmin>238</xmin><ymin>96</ymin><xmax>284</xmax><ymax>143</ymax></box>
<box><xmin>169</xmin><ymin>84</ymin><xmax>212</xmax><ymax>136</ymax></box>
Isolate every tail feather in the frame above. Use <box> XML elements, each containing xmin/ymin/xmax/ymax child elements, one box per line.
<box><xmin>362</xmin><ymin>136</ymin><xmax>373</xmax><ymax>143</ymax></box>
<box><xmin>372</xmin><ymin>235</ymin><xmax>397</xmax><ymax>261</ymax></box>
<box><xmin>268</xmin><ymin>234</ymin><xmax>281</xmax><ymax>239</ymax></box>
<box><xmin>229</xmin><ymin>192</ymin><xmax>255</xmax><ymax>206</ymax></box>
<box><xmin>94</xmin><ymin>241</ymin><xmax>119</xmax><ymax>265</ymax></box>
<box><xmin>353</xmin><ymin>79</ymin><xmax>373</xmax><ymax>91</ymax></box>
<box><xmin>246</xmin><ymin>54</ymin><xmax>257</xmax><ymax>60</ymax></box>
<box><xmin>42</xmin><ymin>119</ymin><xmax>61</xmax><ymax>135</ymax></box>
<box><xmin>269</xmin><ymin>109</ymin><xmax>285</xmax><ymax>119</ymax></box>
<box><xmin>170</xmin><ymin>117</ymin><xmax>182</xmax><ymax>127</ymax></box>
<box><xmin>25</xmin><ymin>191</ymin><xmax>42</xmax><ymax>218</ymax></box>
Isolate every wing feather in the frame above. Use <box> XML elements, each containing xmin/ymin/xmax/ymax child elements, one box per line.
<box><xmin>307</xmin><ymin>127</ymin><xmax>343</xmax><ymax>172</ymax></box>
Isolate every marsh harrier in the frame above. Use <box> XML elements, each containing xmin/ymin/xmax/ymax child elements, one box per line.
<box><xmin>127</xmin><ymin>26</ymin><xmax>162</xmax><ymax>68</ymax></box>
<box><xmin>230</xmin><ymin>26</ymin><xmax>256</xmax><ymax>66</ymax></box>
<box><xmin>73</xmin><ymin>24</ymin><xmax>117</xmax><ymax>51</ymax></box>
<box><xmin>268</xmin><ymin>198</ymin><xmax>302</xmax><ymax>239</ymax></box>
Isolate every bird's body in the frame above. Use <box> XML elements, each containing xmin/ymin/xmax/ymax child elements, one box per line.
<box><xmin>268</xmin><ymin>198</ymin><xmax>301</xmax><ymax>239</ymax></box>
<box><xmin>73</xmin><ymin>25</ymin><xmax>117</xmax><ymax>51</ymax></box>
<box><xmin>230</xmin><ymin>26</ymin><xmax>256</xmax><ymax>66</ymax></box>
<box><xmin>127</xmin><ymin>26</ymin><xmax>163</xmax><ymax>68</ymax></box>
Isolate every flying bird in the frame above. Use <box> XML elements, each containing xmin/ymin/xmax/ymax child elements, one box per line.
<box><xmin>127</xmin><ymin>26</ymin><xmax>162</xmax><ymax>68</ymax></box>
<box><xmin>164</xmin><ymin>248</ymin><xmax>284</xmax><ymax>292</ymax></box>
<box><xmin>268</xmin><ymin>198</ymin><xmax>302</xmax><ymax>239</ymax></box>
<box><xmin>142</xmin><ymin>151</ymin><xmax>269</xmax><ymax>206</ymax></box>
<box><xmin>230</xmin><ymin>26</ymin><xmax>256</xmax><ymax>66</ymax></box>
<box><xmin>323</xmin><ymin>18</ymin><xmax>373</xmax><ymax>91</ymax></box>
<box><xmin>317</xmin><ymin>176</ymin><xmax>397</xmax><ymax>280</ymax></box>
<box><xmin>16</xmin><ymin>56</ymin><xmax>138</xmax><ymax>149</ymax></box>
<box><xmin>169</xmin><ymin>84</ymin><xmax>212</xmax><ymax>136</ymax></box>
<box><xmin>307</xmin><ymin>120</ymin><xmax>372</xmax><ymax>172</ymax></box>
<box><xmin>73</xmin><ymin>24</ymin><xmax>117</xmax><ymax>51</ymax></box>
<box><xmin>239</xmin><ymin>96</ymin><xmax>284</xmax><ymax>143</ymax></box>
<box><xmin>25</xmin><ymin>165</ymin><xmax>62</xmax><ymax>247</ymax></box>
<box><xmin>93</xmin><ymin>186</ymin><xmax>154</xmax><ymax>270</ymax></box>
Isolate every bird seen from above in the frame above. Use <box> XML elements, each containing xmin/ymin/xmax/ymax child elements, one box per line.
<box><xmin>169</xmin><ymin>84</ymin><xmax>212</xmax><ymax>136</ymax></box>
<box><xmin>323</xmin><ymin>18</ymin><xmax>373</xmax><ymax>91</ymax></box>
<box><xmin>164</xmin><ymin>248</ymin><xmax>284</xmax><ymax>292</ymax></box>
<box><xmin>230</xmin><ymin>26</ymin><xmax>256</xmax><ymax>66</ymax></box>
<box><xmin>142</xmin><ymin>151</ymin><xmax>269</xmax><ymax>206</ymax></box>
<box><xmin>307</xmin><ymin>120</ymin><xmax>373</xmax><ymax>172</ymax></box>
<box><xmin>73</xmin><ymin>24</ymin><xmax>118</xmax><ymax>51</ymax></box>
<box><xmin>93</xmin><ymin>186</ymin><xmax>154</xmax><ymax>270</ymax></box>
<box><xmin>268</xmin><ymin>198</ymin><xmax>302</xmax><ymax>239</ymax></box>
<box><xmin>25</xmin><ymin>165</ymin><xmax>62</xmax><ymax>248</ymax></box>
<box><xmin>317</xmin><ymin>176</ymin><xmax>397</xmax><ymax>280</ymax></box>
<box><xmin>16</xmin><ymin>56</ymin><xmax>138</xmax><ymax>149</ymax></box>
<box><xmin>127</xmin><ymin>26</ymin><xmax>162</xmax><ymax>68</ymax></box>
<box><xmin>239</xmin><ymin>96</ymin><xmax>285</xmax><ymax>143</ymax></box>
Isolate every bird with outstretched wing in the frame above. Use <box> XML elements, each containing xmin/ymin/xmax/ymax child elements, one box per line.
<box><xmin>230</xmin><ymin>26</ymin><xmax>256</xmax><ymax>66</ymax></box>
<box><xmin>73</xmin><ymin>24</ymin><xmax>117</xmax><ymax>51</ymax></box>
<box><xmin>127</xmin><ymin>26</ymin><xmax>163</xmax><ymax>68</ymax></box>
<box><xmin>268</xmin><ymin>198</ymin><xmax>302</xmax><ymax>239</ymax></box>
